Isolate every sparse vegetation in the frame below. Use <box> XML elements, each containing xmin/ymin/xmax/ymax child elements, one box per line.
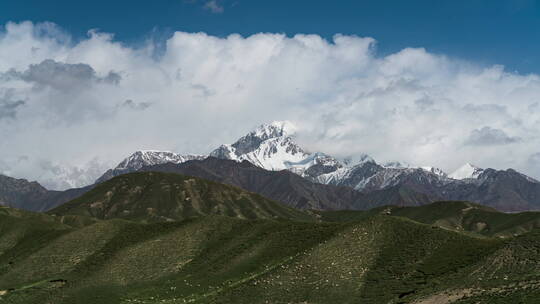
<box><xmin>2</xmin><ymin>173</ymin><xmax>540</xmax><ymax>303</ymax></box>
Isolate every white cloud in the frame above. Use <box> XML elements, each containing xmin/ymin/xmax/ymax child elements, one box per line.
<box><xmin>1</xmin><ymin>21</ymin><xmax>540</xmax><ymax>189</ymax></box>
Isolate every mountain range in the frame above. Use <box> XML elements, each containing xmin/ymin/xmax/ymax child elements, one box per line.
<box><xmin>92</xmin><ymin>121</ymin><xmax>540</xmax><ymax>212</ymax></box>
<box><xmin>0</xmin><ymin>174</ymin><xmax>91</xmax><ymax>212</ymax></box>
<box><xmin>1</xmin><ymin>121</ymin><xmax>540</xmax><ymax>212</ymax></box>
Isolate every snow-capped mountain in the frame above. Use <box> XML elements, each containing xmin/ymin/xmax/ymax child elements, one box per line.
<box><xmin>449</xmin><ymin>163</ymin><xmax>484</xmax><ymax>180</ymax></box>
<box><xmin>94</xmin><ymin>121</ymin><xmax>540</xmax><ymax>194</ymax></box>
<box><xmin>209</xmin><ymin>121</ymin><xmax>305</xmax><ymax>168</ymax></box>
<box><xmin>95</xmin><ymin>121</ymin><xmax>456</xmax><ymax>192</ymax></box>
<box><xmin>87</xmin><ymin>120</ymin><xmax>540</xmax><ymax>212</ymax></box>
<box><xmin>95</xmin><ymin>150</ymin><xmax>204</xmax><ymax>183</ymax></box>
<box><xmin>208</xmin><ymin>121</ymin><xmax>453</xmax><ymax>192</ymax></box>
<box><xmin>209</xmin><ymin>121</ymin><xmax>345</xmax><ymax>179</ymax></box>
<box><xmin>3</xmin><ymin>120</ymin><xmax>540</xmax><ymax>212</ymax></box>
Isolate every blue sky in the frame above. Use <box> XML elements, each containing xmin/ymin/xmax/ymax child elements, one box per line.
<box><xmin>1</xmin><ymin>0</ymin><xmax>539</xmax><ymax>73</ymax></box>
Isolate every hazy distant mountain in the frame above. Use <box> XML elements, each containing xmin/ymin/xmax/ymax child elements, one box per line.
<box><xmin>0</xmin><ymin>174</ymin><xmax>91</xmax><ymax>211</ymax></box>
<box><xmin>0</xmin><ymin>174</ymin><xmax>48</xmax><ymax>209</ymax></box>
<box><xmin>443</xmin><ymin>168</ymin><xmax>540</xmax><ymax>211</ymax></box>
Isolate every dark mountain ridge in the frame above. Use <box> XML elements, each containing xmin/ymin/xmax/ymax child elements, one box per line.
<box><xmin>0</xmin><ymin>174</ymin><xmax>92</xmax><ymax>212</ymax></box>
<box><xmin>443</xmin><ymin>168</ymin><xmax>540</xmax><ymax>211</ymax></box>
<box><xmin>141</xmin><ymin>157</ymin><xmax>435</xmax><ymax>210</ymax></box>
<box><xmin>5</xmin><ymin>156</ymin><xmax>540</xmax><ymax>213</ymax></box>
<box><xmin>142</xmin><ymin>158</ymin><xmax>361</xmax><ymax>210</ymax></box>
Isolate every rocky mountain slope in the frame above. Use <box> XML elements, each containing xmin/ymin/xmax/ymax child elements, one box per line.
<box><xmin>141</xmin><ymin>157</ymin><xmax>361</xmax><ymax>210</ymax></box>
<box><xmin>0</xmin><ymin>174</ymin><xmax>49</xmax><ymax>209</ymax></box>
<box><xmin>141</xmin><ymin>157</ymin><xmax>440</xmax><ymax>210</ymax></box>
<box><xmin>0</xmin><ymin>174</ymin><xmax>90</xmax><ymax>212</ymax></box>
<box><xmin>443</xmin><ymin>168</ymin><xmax>540</xmax><ymax>211</ymax></box>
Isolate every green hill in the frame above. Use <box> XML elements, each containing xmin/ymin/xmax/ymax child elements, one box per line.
<box><xmin>1</xmin><ymin>207</ymin><xmax>539</xmax><ymax>303</ymax></box>
<box><xmin>315</xmin><ymin>201</ymin><xmax>540</xmax><ymax>237</ymax></box>
<box><xmin>2</xmin><ymin>178</ymin><xmax>540</xmax><ymax>303</ymax></box>
<box><xmin>49</xmin><ymin>172</ymin><xmax>314</xmax><ymax>222</ymax></box>
<box><xmin>414</xmin><ymin>228</ymin><xmax>540</xmax><ymax>304</ymax></box>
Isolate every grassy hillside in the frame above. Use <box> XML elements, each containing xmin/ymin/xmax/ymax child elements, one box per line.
<box><xmin>315</xmin><ymin>201</ymin><xmax>540</xmax><ymax>237</ymax></box>
<box><xmin>49</xmin><ymin>172</ymin><xmax>314</xmax><ymax>222</ymax></box>
<box><xmin>3</xmin><ymin>179</ymin><xmax>540</xmax><ymax>304</ymax></box>
<box><xmin>382</xmin><ymin>201</ymin><xmax>540</xmax><ymax>237</ymax></box>
<box><xmin>414</xmin><ymin>228</ymin><xmax>540</xmax><ymax>304</ymax></box>
<box><xmin>2</xmin><ymin>205</ymin><xmax>540</xmax><ymax>303</ymax></box>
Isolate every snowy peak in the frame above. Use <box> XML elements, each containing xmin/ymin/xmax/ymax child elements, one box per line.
<box><xmin>252</xmin><ymin>121</ymin><xmax>297</xmax><ymax>139</ymax></box>
<box><xmin>420</xmin><ymin>166</ymin><xmax>448</xmax><ymax>178</ymax></box>
<box><xmin>210</xmin><ymin>124</ymin><xmax>309</xmax><ymax>171</ymax></box>
<box><xmin>383</xmin><ymin>162</ymin><xmax>447</xmax><ymax>178</ymax></box>
<box><xmin>95</xmin><ymin>150</ymin><xmax>205</xmax><ymax>183</ymax></box>
<box><xmin>117</xmin><ymin>150</ymin><xmax>204</xmax><ymax>171</ymax></box>
<box><xmin>218</xmin><ymin>121</ymin><xmax>300</xmax><ymax>158</ymax></box>
<box><xmin>286</xmin><ymin>152</ymin><xmax>345</xmax><ymax>178</ymax></box>
<box><xmin>237</xmin><ymin>136</ymin><xmax>308</xmax><ymax>170</ymax></box>
<box><xmin>211</xmin><ymin>122</ymin><xmax>384</xmax><ymax>184</ymax></box>
<box><xmin>449</xmin><ymin>163</ymin><xmax>484</xmax><ymax>180</ymax></box>
<box><xmin>209</xmin><ymin>144</ymin><xmax>238</xmax><ymax>161</ymax></box>
<box><xmin>211</xmin><ymin>122</ymin><xmax>300</xmax><ymax>162</ymax></box>
<box><xmin>209</xmin><ymin>121</ymin><xmax>364</xmax><ymax>179</ymax></box>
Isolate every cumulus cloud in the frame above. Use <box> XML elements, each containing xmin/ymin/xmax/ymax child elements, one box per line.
<box><xmin>1</xmin><ymin>21</ymin><xmax>540</xmax><ymax>189</ymax></box>
<box><xmin>465</xmin><ymin>126</ymin><xmax>522</xmax><ymax>146</ymax></box>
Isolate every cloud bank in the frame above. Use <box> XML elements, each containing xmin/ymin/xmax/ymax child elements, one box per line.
<box><xmin>1</xmin><ymin>21</ymin><xmax>540</xmax><ymax>189</ymax></box>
